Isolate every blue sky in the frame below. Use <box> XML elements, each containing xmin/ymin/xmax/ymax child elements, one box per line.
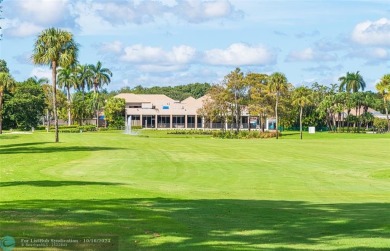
<box><xmin>1</xmin><ymin>0</ymin><xmax>390</xmax><ymax>91</ymax></box>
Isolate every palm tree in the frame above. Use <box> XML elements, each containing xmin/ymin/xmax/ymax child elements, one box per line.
<box><xmin>89</xmin><ymin>61</ymin><xmax>112</xmax><ymax>93</ymax></box>
<box><xmin>0</xmin><ymin>72</ymin><xmax>15</xmax><ymax>134</ymax></box>
<box><xmin>73</xmin><ymin>64</ymin><xmax>93</xmax><ymax>125</ymax></box>
<box><xmin>376</xmin><ymin>74</ymin><xmax>390</xmax><ymax>132</ymax></box>
<box><xmin>75</xmin><ymin>64</ymin><xmax>92</xmax><ymax>98</ymax></box>
<box><xmin>89</xmin><ymin>61</ymin><xmax>112</xmax><ymax>127</ymax></box>
<box><xmin>268</xmin><ymin>72</ymin><xmax>288</xmax><ymax>139</ymax></box>
<box><xmin>58</xmin><ymin>67</ymin><xmax>77</xmax><ymax>126</ymax></box>
<box><xmin>339</xmin><ymin>71</ymin><xmax>366</xmax><ymax>93</ymax></box>
<box><xmin>32</xmin><ymin>28</ymin><xmax>78</xmax><ymax>142</ymax></box>
<box><xmin>292</xmin><ymin>86</ymin><xmax>313</xmax><ymax>140</ymax></box>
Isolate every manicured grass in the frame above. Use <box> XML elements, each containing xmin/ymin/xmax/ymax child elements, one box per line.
<box><xmin>0</xmin><ymin>131</ymin><xmax>389</xmax><ymax>250</ymax></box>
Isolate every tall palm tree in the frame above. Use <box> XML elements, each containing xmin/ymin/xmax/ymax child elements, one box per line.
<box><xmin>73</xmin><ymin>64</ymin><xmax>93</xmax><ymax>125</ymax></box>
<box><xmin>0</xmin><ymin>72</ymin><xmax>15</xmax><ymax>134</ymax></box>
<box><xmin>58</xmin><ymin>67</ymin><xmax>77</xmax><ymax>126</ymax></box>
<box><xmin>32</xmin><ymin>28</ymin><xmax>78</xmax><ymax>142</ymax></box>
<box><xmin>89</xmin><ymin>61</ymin><xmax>112</xmax><ymax>93</ymax></box>
<box><xmin>89</xmin><ymin>61</ymin><xmax>112</xmax><ymax>127</ymax></box>
<box><xmin>75</xmin><ymin>64</ymin><xmax>92</xmax><ymax>98</ymax></box>
<box><xmin>292</xmin><ymin>86</ymin><xmax>313</xmax><ymax>140</ymax></box>
<box><xmin>376</xmin><ymin>74</ymin><xmax>390</xmax><ymax>132</ymax></box>
<box><xmin>268</xmin><ymin>72</ymin><xmax>288</xmax><ymax>139</ymax></box>
<box><xmin>339</xmin><ymin>71</ymin><xmax>366</xmax><ymax>93</ymax></box>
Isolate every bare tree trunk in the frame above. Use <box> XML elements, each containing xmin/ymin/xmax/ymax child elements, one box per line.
<box><xmin>235</xmin><ymin>92</ymin><xmax>239</xmax><ymax>133</ymax></box>
<box><xmin>386</xmin><ymin>107</ymin><xmax>390</xmax><ymax>132</ymax></box>
<box><xmin>300</xmin><ymin>106</ymin><xmax>303</xmax><ymax>140</ymax></box>
<box><xmin>46</xmin><ymin>109</ymin><xmax>50</xmax><ymax>132</ymax></box>
<box><xmin>384</xmin><ymin>97</ymin><xmax>390</xmax><ymax>132</ymax></box>
<box><xmin>0</xmin><ymin>94</ymin><xmax>3</xmax><ymax>134</ymax></box>
<box><xmin>94</xmin><ymin>84</ymin><xmax>99</xmax><ymax>128</ymax></box>
<box><xmin>52</xmin><ymin>61</ymin><xmax>59</xmax><ymax>143</ymax></box>
<box><xmin>275</xmin><ymin>94</ymin><xmax>279</xmax><ymax>139</ymax></box>
<box><xmin>259</xmin><ymin>114</ymin><xmax>262</xmax><ymax>133</ymax></box>
<box><xmin>67</xmin><ymin>86</ymin><xmax>71</xmax><ymax>126</ymax></box>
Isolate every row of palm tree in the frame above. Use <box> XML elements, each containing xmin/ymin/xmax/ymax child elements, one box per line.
<box><xmin>32</xmin><ymin>28</ymin><xmax>112</xmax><ymax>142</ymax></box>
<box><xmin>58</xmin><ymin>62</ymin><xmax>112</xmax><ymax>126</ymax></box>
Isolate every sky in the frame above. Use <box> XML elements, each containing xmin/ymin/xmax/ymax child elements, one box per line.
<box><xmin>1</xmin><ymin>0</ymin><xmax>390</xmax><ymax>91</ymax></box>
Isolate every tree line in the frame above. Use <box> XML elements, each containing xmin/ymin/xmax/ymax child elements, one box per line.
<box><xmin>198</xmin><ymin>68</ymin><xmax>390</xmax><ymax>139</ymax></box>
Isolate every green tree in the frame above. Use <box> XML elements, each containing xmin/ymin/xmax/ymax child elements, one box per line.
<box><xmin>32</xmin><ymin>28</ymin><xmax>78</xmax><ymax>142</ymax></box>
<box><xmin>292</xmin><ymin>86</ymin><xmax>313</xmax><ymax>139</ymax></box>
<box><xmin>376</xmin><ymin>74</ymin><xmax>390</xmax><ymax>132</ymax></box>
<box><xmin>89</xmin><ymin>61</ymin><xmax>112</xmax><ymax>127</ymax></box>
<box><xmin>246</xmin><ymin>73</ymin><xmax>271</xmax><ymax>132</ymax></box>
<box><xmin>0</xmin><ymin>72</ymin><xmax>15</xmax><ymax>134</ymax></box>
<box><xmin>339</xmin><ymin>71</ymin><xmax>366</xmax><ymax>93</ymax></box>
<box><xmin>0</xmin><ymin>59</ymin><xmax>9</xmax><ymax>73</ymax></box>
<box><xmin>7</xmin><ymin>79</ymin><xmax>46</xmax><ymax>130</ymax></box>
<box><xmin>58</xmin><ymin>67</ymin><xmax>77</xmax><ymax>125</ymax></box>
<box><xmin>268</xmin><ymin>72</ymin><xmax>288</xmax><ymax>139</ymax></box>
<box><xmin>104</xmin><ymin>97</ymin><xmax>125</xmax><ymax>128</ymax></box>
<box><xmin>42</xmin><ymin>83</ymin><xmax>67</xmax><ymax>131</ymax></box>
<box><xmin>74</xmin><ymin>64</ymin><xmax>92</xmax><ymax>97</ymax></box>
<box><xmin>71</xmin><ymin>92</ymin><xmax>94</xmax><ymax>126</ymax></box>
<box><xmin>89</xmin><ymin>61</ymin><xmax>112</xmax><ymax>93</ymax></box>
<box><xmin>373</xmin><ymin>118</ymin><xmax>387</xmax><ymax>132</ymax></box>
<box><xmin>72</xmin><ymin>64</ymin><xmax>93</xmax><ymax>125</ymax></box>
<box><xmin>223</xmin><ymin>68</ymin><xmax>247</xmax><ymax>132</ymax></box>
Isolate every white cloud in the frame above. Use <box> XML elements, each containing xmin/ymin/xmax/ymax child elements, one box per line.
<box><xmin>346</xmin><ymin>47</ymin><xmax>390</xmax><ymax>64</ymax></box>
<box><xmin>120</xmin><ymin>44</ymin><xmax>196</xmax><ymax>66</ymax></box>
<box><xmin>286</xmin><ymin>47</ymin><xmax>337</xmax><ymax>62</ymax></box>
<box><xmin>18</xmin><ymin>0</ymin><xmax>69</xmax><ymax>25</ymax></box>
<box><xmin>92</xmin><ymin>1</ymin><xmax>166</xmax><ymax>25</ymax></box>
<box><xmin>3</xmin><ymin>0</ymin><xmax>74</xmax><ymax>37</ymax></box>
<box><xmin>30</xmin><ymin>67</ymin><xmax>52</xmax><ymax>80</ymax></box>
<box><xmin>3</xmin><ymin>20</ymin><xmax>43</xmax><ymax>37</ymax></box>
<box><xmin>100</xmin><ymin>41</ymin><xmax>124</xmax><ymax>54</ymax></box>
<box><xmin>203</xmin><ymin>43</ymin><xmax>276</xmax><ymax>66</ymax></box>
<box><xmin>352</xmin><ymin>18</ymin><xmax>390</xmax><ymax>46</ymax></box>
<box><xmin>73</xmin><ymin>0</ymin><xmax>242</xmax><ymax>33</ymax></box>
<box><xmin>371</xmin><ymin>47</ymin><xmax>389</xmax><ymax>58</ymax></box>
<box><xmin>174</xmin><ymin>0</ymin><xmax>242</xmax><ymax>23</ymax></box>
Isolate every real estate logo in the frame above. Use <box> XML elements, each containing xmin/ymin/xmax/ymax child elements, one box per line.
<box><xmin>0</xmin><ymin>236</ymin><xmax>15</xmax><ymax>251</ymax></box>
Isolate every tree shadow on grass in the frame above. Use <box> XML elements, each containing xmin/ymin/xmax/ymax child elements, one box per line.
<box><xmin>0</xmin><ymin>134</ymin><xmax>20</xmax><ymax>140</ymax></box>
<box><xmin>0</xmin><ymin>180</ymin><xmax>125</xmax><ymax>187</ymax></box>
<box><xmin>0</xmin><ymin>144</ymin><xmax>125</xmax><ymax>154</ymax></box>
<box><xmin>280</xmin><ymin>132</ymin><xmax>300</xmax><ymax>137</ymax></box>
<box><xmin>0</xmin><ymin>141</ymin><xmax>51</xmax><ymax>148</ymax></box>
<box><xmin>0</xmin><ymin>198</ymin><xmax>389</xmax><ymax>250</ymax></box>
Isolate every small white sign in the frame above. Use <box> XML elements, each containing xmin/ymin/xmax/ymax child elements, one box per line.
<box><xmin>309</xmin><ymin>127</ymin><xmax>315</xmax><ymax>134</ymax></box>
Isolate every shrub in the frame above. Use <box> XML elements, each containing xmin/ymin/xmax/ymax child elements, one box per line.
<box><xmin>167</xmin><ymin>130</ymin><xmax>213</xmax><ymax>135</ymax></box>
<box><xmin>373</xmin><ymin>118</ymin><xmax>388</xmax><ymax>132</ymax></box>
<box><xmin>212</xmin><ymin>130</ymin><xmax>281</xmax><ymax>139</ymax></box>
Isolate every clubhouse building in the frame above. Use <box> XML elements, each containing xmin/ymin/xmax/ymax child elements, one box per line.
<box><xmin>115</xmin><ymin>93</ymin><xmax>276</xmax><ymax>130</ymax></box>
